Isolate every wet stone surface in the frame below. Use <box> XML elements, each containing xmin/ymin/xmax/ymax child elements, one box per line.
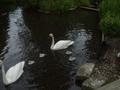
<box><xmin>82</xmin><ymin>38</ymin><xmax>120</xmax><ymax>90</ymax></box>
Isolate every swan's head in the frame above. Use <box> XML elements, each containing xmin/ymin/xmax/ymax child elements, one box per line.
<box><xmin>49</xmin><ymin>33</ymin><xmax>54</xmax><ymax>37</ymax></box>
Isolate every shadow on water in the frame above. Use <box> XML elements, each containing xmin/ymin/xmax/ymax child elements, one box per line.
<box><xmin>0</xmin><ymin>7</ymin><xmax>101</xmax><ymax>90</ymax></box>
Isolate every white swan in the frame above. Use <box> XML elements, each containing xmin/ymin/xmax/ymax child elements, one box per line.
<box><xmin>49</xmin><ymin>33</ymin><xmax>74</xmax><ymax>50</ymax></box>
<box><xmin>1</xmin><ymin>61</ymin><xmax>25</xmax><ymax>85</ymax></box>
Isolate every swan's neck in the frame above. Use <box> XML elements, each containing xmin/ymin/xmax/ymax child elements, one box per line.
<box><xmin>2</xmin><ymin>64</ymin><xmax>8</xmax><ymax>85</ymax></box>
<box><xmin>50</xmin><ymin>36</ymin><xmax>55</xmax><ymax>49</ymax></box>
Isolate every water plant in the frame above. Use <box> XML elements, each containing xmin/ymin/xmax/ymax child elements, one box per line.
<box><xmin>38</xmin><ymin>0</ymin><xmax>78</xmax><ymax>12</ymax></box>
<box><xmin>100</xmin><ymin>0</ymin><xmax>120</xmax><ymax>35</ymax></box>
<box><xmin>78</xmin><ymin>0</ymin><xmax>91</xmax><ymax>6</ymax></box>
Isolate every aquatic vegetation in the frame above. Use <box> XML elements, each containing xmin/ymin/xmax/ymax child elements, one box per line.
<box><xmin>37</xmin><ymin>0</ymin><xmax>78</xmax><ymax>12</ymax></box>
<box><xmin>100</xmin><ymin>0</ymin><xmax>120</xmax><ymax>35</ymax></box>
<box><xmin>0</xmin><ymin>0</ymin><xmax>92</xmax><ymax>12</ymax></box>
<box><xmin>37</xmin><ymin>0</ymin><xmax>92</xmax><ymax>12</ymax></box>
<box><xmin>78</xmin><ymin>0</ymin><xmax>91</xmax><ymax>6</ymax></box>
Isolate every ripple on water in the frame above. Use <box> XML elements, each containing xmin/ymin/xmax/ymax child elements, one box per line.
<box><xmin>0</xmin><ymin>7</ymin><xmax>100</xmax><ymax>90</ymax></box>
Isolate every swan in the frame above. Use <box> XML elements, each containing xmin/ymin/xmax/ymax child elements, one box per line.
<box><xmin>1</xmin><ymin>61</ymin><xmax>25</xmax><ymax>85</ymax></box>
<box><xmin>49</xmin><ymin>33</ymin><xmax>74</xmax><ymax>50</ymax></box>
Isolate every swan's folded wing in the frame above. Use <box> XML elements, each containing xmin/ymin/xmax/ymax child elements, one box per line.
<box><xmin>5</xmin><ymin>61</ymin><xmax>25</xmax><ymax>85</ymax></box>
<box><xmin>53</xmin><ymin>40</ymin><xmax>74</xmax><ymax>50</ymax></box>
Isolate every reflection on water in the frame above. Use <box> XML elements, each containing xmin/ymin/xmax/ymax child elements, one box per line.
<box><xmin>0</xmin><ymin>7</ymin><xmax>101</xmax><ymax>90</ymax></box>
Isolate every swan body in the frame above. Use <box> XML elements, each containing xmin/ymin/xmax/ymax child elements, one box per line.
<box><xmin>2</xmin><ymin>61</ymin><xmax>25</xmax><ymax>85</ymax></box>
<box><xmin>49</xmin><ymin>33</ymin><xmax>74</xmax><ymax>50</ymax></box>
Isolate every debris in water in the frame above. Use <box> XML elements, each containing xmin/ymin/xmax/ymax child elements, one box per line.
<box><xmin>69</xmin><ymin>56</ymin><xmax>76</xmax><ymax>61</ymax></box>
<box><xmin>1</xmin><ymin>13</ymin><xmax>7</xmax><ymax>16</ymax></box>
<box><xmin>117</xmin><ymin>52</ymin><xmax>120</xmax><ymax>58</ymax></box>
<box><xmin>39</xmin><ymin>53</ymin><xmax>46</xmax><ymax>58</ymax></box>
<box><xmin>65</xmin><ymin>51</ymin><xmax>73</xmax><ymax>55</ymax></box>
<box><xmin>28</xmin><ymin>60</ymin><xmax>35</xmax><ymax>65</ymax></box>
<box><xmin>80</xmin><ymin>28</ymin><xmax>86</xmax><ymax>32</ymax></box>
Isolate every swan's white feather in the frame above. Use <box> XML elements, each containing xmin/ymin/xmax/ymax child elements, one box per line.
<box><xmin>52</xmin><ymin>40</ymin><xmax>74</xmax><ymax>50</ymax></box>
<box><xmin>2</xmin><ymin>61</ymin><xmax>25</xmax><ymax>85</ymax></box>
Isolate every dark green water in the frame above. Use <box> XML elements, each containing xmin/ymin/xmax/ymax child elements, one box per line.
<box><xmin>0</xmin><ymin>7</ymin><xmax>101</xmax><ymax>90</ymax></box>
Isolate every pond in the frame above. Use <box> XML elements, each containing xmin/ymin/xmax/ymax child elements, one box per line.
<box><xmin>0</xmin><ymin>7</ymin><xmax>101</xmax><ymax>90</ymax></box>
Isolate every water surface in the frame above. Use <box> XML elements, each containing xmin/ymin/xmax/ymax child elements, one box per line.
<box><xmin>0</xmin><ymin>7</ymin><xmax>101</xmax><ymax>90</ymax></box>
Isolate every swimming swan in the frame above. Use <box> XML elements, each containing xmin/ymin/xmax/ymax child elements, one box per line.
<box><xmin>49</xmin><ymin>33</ymin><xmax>74</xmax><ymax>50</ymax></box>
<box><xmin>1</xmin><ymin>61</ymin><xmax>25</xmax><ymax>85</ymax></box>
